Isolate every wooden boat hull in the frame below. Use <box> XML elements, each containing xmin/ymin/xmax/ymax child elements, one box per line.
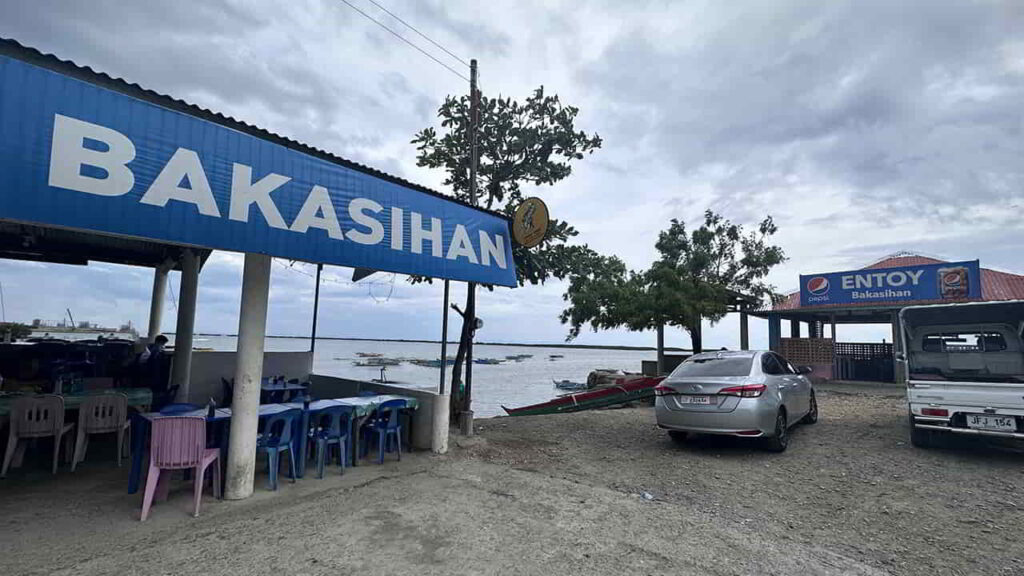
<box><xmin>503</xmin><ymin>377</ymin><xmax>664</xmax><ymax>416</ymax></box>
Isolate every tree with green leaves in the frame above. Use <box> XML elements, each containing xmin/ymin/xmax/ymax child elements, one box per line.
<box><xmin>561</xmin><ymin>210</ymin><xmax>786</xmax><ymax>363</ymax></box>
<box><xmin>413</xmin><ymin>86</ymin><xmax>602</xmax><ymax>419</ymax></box>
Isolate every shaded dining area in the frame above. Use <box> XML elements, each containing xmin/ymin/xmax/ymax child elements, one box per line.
<box><xmin>0</xmin><ymin>38</ymin><xmax>517</xmax><ymax>518</ymax></box>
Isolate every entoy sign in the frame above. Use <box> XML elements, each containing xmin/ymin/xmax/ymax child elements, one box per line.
<box><xmin>799</xmin><ymin>260</ymin><xmax>981</xmax><ymax>307</ymax></box>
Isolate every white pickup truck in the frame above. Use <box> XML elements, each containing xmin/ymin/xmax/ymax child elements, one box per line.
<box><xmin>900</xmin><ymin>300</ymin><xmax>1024</xmax><ymax>447</ymax></box>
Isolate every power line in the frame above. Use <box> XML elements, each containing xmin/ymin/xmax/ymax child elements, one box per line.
<box><xmin>365</xmin><ymin>0</ymin><xmax>470</xmax><ymax>67</ymax></box>
<box><xmin>338</xmin><ymin>0</ymin><xmax>470</xmax><ymax>82</ymax></box>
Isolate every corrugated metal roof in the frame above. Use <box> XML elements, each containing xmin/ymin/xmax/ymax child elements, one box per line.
<box><xmin>772</xmin><ymin>254</ymin><xmax>1024</xmax><ymax>312</ymax></box>
<box><xmin>0</xmin><ymin>37</ymin><xmax>506</xmax><ymax>221</ymax></box>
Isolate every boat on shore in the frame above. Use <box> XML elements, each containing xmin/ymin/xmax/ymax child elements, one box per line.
<box><xmin>503</xmin><ymin>376</ymin><xmax>664</xmax><ymax>416</ymax></box>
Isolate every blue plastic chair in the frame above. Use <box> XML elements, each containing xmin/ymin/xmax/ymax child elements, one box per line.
<box><xmin>367</xmin><ymin>399</ymin><xmax>406</xmax><ymax>464</ymax></box>
<box><xmin>159</xmin><ymin>403</ymin><xmax>202</xmax><ymax>415</ymax></box>
<box><xmin>308</xmin><ymin>406</ymin><xmax>353</xmax><ymax>478</ymax></box>
<box><xmin>257</xmin><ymin>409</ymin><xmax>301</xmax><ymax>490</ymax></box>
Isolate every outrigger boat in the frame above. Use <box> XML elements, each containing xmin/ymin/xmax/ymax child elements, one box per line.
<box><xmin>503</xmin><ymin>376</ymin><xmax>664</xmax><ymax>416</ymax></box>
<box><xmin>353</xmin><ymin>357</ymin><xmax>400</xmax><ymax>367</ymax></box>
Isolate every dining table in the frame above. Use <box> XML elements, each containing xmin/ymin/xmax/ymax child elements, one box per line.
<box><xmin>0</xmin><ymin>387</ymin><xmax>152</xmax><ymax>417</ymax></box>
<box><xmin>127</xmin><ymin>394</ymin><xmax>419</xmax><ymax>494</ymax></box>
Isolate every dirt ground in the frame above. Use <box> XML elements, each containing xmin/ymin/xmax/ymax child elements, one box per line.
<box><xmin>1</xmin><ymin>386</ymin><xmax>1021</xmax><ymax>576</ymax></box>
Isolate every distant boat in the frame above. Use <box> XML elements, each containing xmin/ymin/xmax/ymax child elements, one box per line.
<box><xmin>505</xmin><ymin>354</ymin><xmax>533</xmax><ymax>361</ymax></box>
<box><xmin>504</xmin><ymin>377</ymin><xmax>664</xmax><ymax>416</ymax></box>
<box><xmin>548</xmin><ymin>354</ymin><xmax>564</xmax><ymax>358</ymax></box>
<box><xmin>353</xmin><ymin>357</ymin><xmax>400</xmax><ymax>367</ymax></box>
<box><xmin>553</xmin><ymin>379</ymin><xmax>588</xmax><ymax>391</ymax></box>
<box><xmin>473</xmin><ymin>358</ymin><xmax>503</xmax><ymax>365</ymax></box>
<box><xmin>356</xmin><ymin>352</ymin><xmax>383</xmax><ymax>358</ymax></box>
<box><xmin>411</xmin><ymin>358</ymin><xmax>456</xmax><ymax>368</ymax></box>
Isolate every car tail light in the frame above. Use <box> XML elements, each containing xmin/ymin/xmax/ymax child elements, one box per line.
<box><xmin>718</xmin><ymin>384</ymin><xmax>766</xmax><ymax>398</ymax></box>
<box><xmin>654</xmin><ymin>384</ymin><xmax>675</xmax><ymax>396</ymax></box>
<box><xmin>921</xmin><ymin>407</ymin><xmax>949</xmax><ymax>417</ymax></box>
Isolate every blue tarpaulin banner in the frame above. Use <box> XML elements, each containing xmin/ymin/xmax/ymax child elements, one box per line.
<box><xmin>800</xmin><ymin>260</ymin><xmax>982</xmax><ymax>307</ymax></box>
<box><xmin>0</xmin><ymin>54</ymin><xmax>517</xmax><ymax>287</ymax></box>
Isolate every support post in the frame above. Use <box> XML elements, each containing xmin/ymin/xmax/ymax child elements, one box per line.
<box><xmin>739</xmin><ymin>311</ymin><xmax>749</xmax><ymax>351</ymax></box>
<box><xmin>432</xmin><ymin>280</ymin><xmax>451</xmax><ymax>454</ymax></box>
<box><xmin>830</xmin><ymin>314</ymin><xmax>838</xmax><ymax>380</ymax></box>
<box><xmin>790</xmin><ymin>320</ymin><xmax>801</xmax><ymax>339</ymax></box>
<box><xmin>460</xmin><ymin>58</ymin><xmax>479</xmax><ymax>437</ymax></box>
<box><xmin>891</xmin><ymin>311</ymin><xmax>905</xmax><ymax>385</ymax></box>
<box><xmin>310</xmin><ymin>264</ymin><xmax>322</xmax><ymax>355</ymax></box>
<box><xmin>147</xmin><ymin>265</ymin><xmax>169</xmax><ymax>342</ymax></box>
<box><xmin>169</xmin><ymin>250</ymin><xmax>199</xmax><ymax>401</ymax></box>
<box><xmin>768</xmin><ymin>315</ymin><xmax>782</xmax><ymax>353</ymax></box>
<box><xmin>225</xmin><ymin>253</ymin><xmax>272</xmax><ymax>500</ymax></box>
<box><xmin>656</xmin><ymin>323</ymin><xmax>665</xmax><ymax>375</ymax></box>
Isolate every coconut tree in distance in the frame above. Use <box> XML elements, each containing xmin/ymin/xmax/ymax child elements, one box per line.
<box><xmin>561</xmin><ymin>210</ymin><xmax>787</xmax><ymax>368</ymax></box>
<box><xmin>412</xmin><ymin>86</ymin><xmax>603</xmax><ymax>421</ymax></box>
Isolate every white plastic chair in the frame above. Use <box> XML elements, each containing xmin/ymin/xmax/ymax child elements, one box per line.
<box><xmin>2</xmin><ymin>394</ymin><xmax>75</xmax><ymax>477</ymax></box>
<box><xmin>71</xmin><ymin>393</ymin><xmax>130</xmax><ymax>471</ymax></box>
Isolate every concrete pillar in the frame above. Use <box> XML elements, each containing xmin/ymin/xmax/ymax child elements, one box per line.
<box><xmin>147</xmin><ymin>266</ymin><xmax>168</xmax><ymax>342</ymax></box>
<box><xmin>225</xmin><ymin>253</ymin><xmax>272</xmax><ymax>500</ymax></box>
<box><xmin>656</xmin><ymin>323</ymin><xmax>665</xmax><ymax>375</ymax></box>
<box><xmin>739</xmin><ymin>312</ymin><xmax>749</xmax><ymax>351</ymax></box>
<box><xmin>431</xmin><ymin>393</ymin><xmax>450</xmax><ymax>454</ymax></box>
<box><xmin>891</xmin><ymin>312</ymin><xmax>905</xmax><ymax>384</ymax></box>
<box><xmin>169</xmin><ymin>250</ymin><xmax>200</xmax><ymax>400</ymax></box>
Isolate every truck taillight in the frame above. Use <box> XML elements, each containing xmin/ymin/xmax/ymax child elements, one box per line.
<box><xmin>921</xmin><ymin>407</ymin><xmax>949</xmax><ymax>417</ymax></box>
<box><xmin>718</xmin><ymin>384</ymin><xmax>766</xmax><ymax>398</ymax></box>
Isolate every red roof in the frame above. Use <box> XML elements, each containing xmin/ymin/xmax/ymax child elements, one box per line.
<box><xmin>773</xmin><ymin>254</ymin><xmax>1024</xmax><ymax>311</ymax></box>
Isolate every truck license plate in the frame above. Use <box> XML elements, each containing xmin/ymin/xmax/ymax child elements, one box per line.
<box><xmin>683</xmin><ymin>395</ymin><xmax>711</xmax><ymax>405</ymax></box>
<box><xmin>966</xmin><ymin>414</ymin><xmax>1016</xmax><ymax>432</ymax></box>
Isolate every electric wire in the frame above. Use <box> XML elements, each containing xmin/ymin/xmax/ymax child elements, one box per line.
<box><xmin>338</xmin><ymin>0</ymin><xmax>470</xmax><ymax>82</ymax></box>
<box><xmin>365</xmin><ymin>0</ymin><xmax>470</xmax><ymax>67</ymax></box>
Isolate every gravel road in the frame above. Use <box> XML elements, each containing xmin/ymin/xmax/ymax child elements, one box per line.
<box><xmin>1</xmin><ymin>385</ymin><xmax>1020</xmax><ymax>576</ymax></box>
<box><xmin>466</xmin><ymin>385</ymin><xmax>1024</xmax><ymax>575</ymax></box>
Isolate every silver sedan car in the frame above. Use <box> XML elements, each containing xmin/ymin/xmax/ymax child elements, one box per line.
<box><xmin>655</xmin><ymin>350</ymin><xmax>817</xmax><ymax>452</ymax></box>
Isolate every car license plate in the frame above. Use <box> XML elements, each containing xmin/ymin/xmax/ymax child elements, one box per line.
<box><xmin>966</xmin><ymin>414</ymin><xmax>1016</xmax><ymax>432</ymax></box>
<box><xmin>682</xmin><ymin>395</ymin><xmax>712</xmax><ymax>405</ymax></box>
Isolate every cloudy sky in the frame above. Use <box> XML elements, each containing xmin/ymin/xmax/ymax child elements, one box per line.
<box><xmin>0</xmin><ymin>0</ymin><xmax>1021</xmax><ymax>349</ymax></box>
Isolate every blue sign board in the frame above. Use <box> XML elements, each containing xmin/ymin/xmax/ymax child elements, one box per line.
<box><xmin>800</xmin><ymin>260</ymin><xmax>982</xmax><ymax>307</ymax></box>
<box><xmin>0</xmin><ymin>54</ymin><xmax>517</xmax><ymax>286</ymax></box>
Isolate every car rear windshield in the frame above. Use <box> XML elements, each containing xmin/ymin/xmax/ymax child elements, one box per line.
<box><xmin>670</xmin><ymin>356</ymin><xmax>754</xmax><ymax>378</ymax></box>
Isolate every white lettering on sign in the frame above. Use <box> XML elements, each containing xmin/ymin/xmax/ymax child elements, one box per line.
<box><xmin>140</xmin><ymin>148</ymin><xmax>220</xmax><ymax>217</ymax></box>
<box><xmin>841</xmin><ymin>270</ymin><xmax>925</xmax><ymax>291</ymax></box>
<box><xmin>44</xmin><ymin>114</ymin><xmax>510</xmax><ymax>272</ymax></box>
<box><xmin>229</xmin><ymin>164</ymin><xmax>289</xmax><ymax>229</ymax></box>
<box><xmin>49</xmin><ymin>114</ymin><xmax>136</xmax><ymax>197</ymax></box>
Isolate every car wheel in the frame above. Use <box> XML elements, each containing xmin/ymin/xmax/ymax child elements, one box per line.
<box><xmin>763</xmin><ymin>410</ymin><xmax>789</xmax><ymax>452</ymax></box>
<box><xmin>668</xmin><ymin>430</ymin><xmax>689</xmax><ymax>444</ymax></box>
<box><xmin>800</xmin><ymin>390</ymin><xmax>818</xmax><ymax>424</ymax></box>
<box><xmin>909</xmin><ymin>411</ymin><xmax>933</xmax><ymax>448</ymax></box>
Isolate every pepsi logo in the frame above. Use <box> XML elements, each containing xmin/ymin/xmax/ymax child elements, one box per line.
<box><xmin>942</xmin><ymin>272</ymin><xmax>961</xmax><ymax>286</ymax></box>
<box><xmin>807</xmin><ymin>276</ymin><xmax>830</xmax><ymax>296</ymax></box>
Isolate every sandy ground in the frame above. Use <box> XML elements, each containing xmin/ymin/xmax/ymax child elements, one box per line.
<box><xmin>1</xmin><ymin>386</ymin><xmax>1021</xmax><ymax>576</ymax></box>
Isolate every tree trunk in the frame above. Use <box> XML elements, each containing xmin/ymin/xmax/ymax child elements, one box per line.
<box><xmin>449</xmin><ymin>291</ymin><xmax>472</xmax><ymax>424</ymax></box>
<box><xmin>690</xmin><ymin>319</ymin><xmax>703</xmax><ymax>354</ymax></box>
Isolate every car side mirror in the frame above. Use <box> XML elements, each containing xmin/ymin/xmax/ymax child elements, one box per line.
<box><xmin>895</xmin><ymin>352</ymin><xmax>907</xmax><ymax>363</ymax></box>
<box><xmin>797</xmin><ymin>365</ymin><xmax>813</xmax><ymax>375</ymax></box>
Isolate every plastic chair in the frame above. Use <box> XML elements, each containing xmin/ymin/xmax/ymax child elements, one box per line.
<box><xmin>160</xmin><ymin>403</ymin><xmax>202</xmax><ymax>415</ymax></box>
<box><xmin>308</xmin><ymin>406</ymin><xmax>352</xmax><ymax>478</ymax></box>
<box><xmin>140</xmin><ymin>416</ymin><xmax>220</xmax><ymax>521</ymax></box>
<box><xmin>367</xmin><ymin>399</ymin><xmax>406</xmax><ymax>465</ymax></box>
<box><xmin>71</xmin><ymin>393</ymin><xmax>130</xmax><ymax>471</ymax></box>
<box><xmin>2</xmin><ymin>395</ymin><xmax>75</xmax><ymax>477</ymax></box>
<box><xmin>258</xmin><ymin>409</ymin><xmax>301</xmax><ymax>490</ymax></box>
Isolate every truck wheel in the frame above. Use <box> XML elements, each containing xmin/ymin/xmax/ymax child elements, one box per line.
<box><xmin>909</xmin><ymin>412</ymin><xmax>933</xmax><ymax>448</ymax></box>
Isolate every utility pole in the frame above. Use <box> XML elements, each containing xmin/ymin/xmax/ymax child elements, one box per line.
<box><xmin>461</xmin><ymin>58</ymin><xmax>479</xmax><ymax>436</ymax></box>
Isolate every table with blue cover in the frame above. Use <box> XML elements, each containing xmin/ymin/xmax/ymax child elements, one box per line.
<box><xmin>260</xmin><ymin>380</ymin><xmax>309</xmax><ymax>403</ymax></box>
<box><xmin>127</xmin><ymin>395</ymin><xmax>419</xmax><ymax>493</ymax></box>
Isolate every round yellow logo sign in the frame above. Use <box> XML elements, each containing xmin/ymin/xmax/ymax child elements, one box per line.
<box><xmin>512</xmin><ymin>197</ymin><xmax>549</xmax><ymax>248</ymax></box>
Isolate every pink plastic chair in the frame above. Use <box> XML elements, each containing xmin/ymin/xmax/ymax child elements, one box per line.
<box><xmin>71</xmin><ymin>393</ymin><xmax>130</xmax><ymax>471</ymax></box>
<box><xmin>140</xmin><ymin>416</ymin><xmax>220</xmax><ymax>521</ymax></box>
<box><xmin>2</xmin><ymin>395</ymin><xmax>75</xmax><ymax>477</ymax></box>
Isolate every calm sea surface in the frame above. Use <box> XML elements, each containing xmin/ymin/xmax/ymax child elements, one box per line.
<box><xmin>203</xmin><ymin>336</ymin><xmax>654</xmax><ymax>418</ymax></box>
